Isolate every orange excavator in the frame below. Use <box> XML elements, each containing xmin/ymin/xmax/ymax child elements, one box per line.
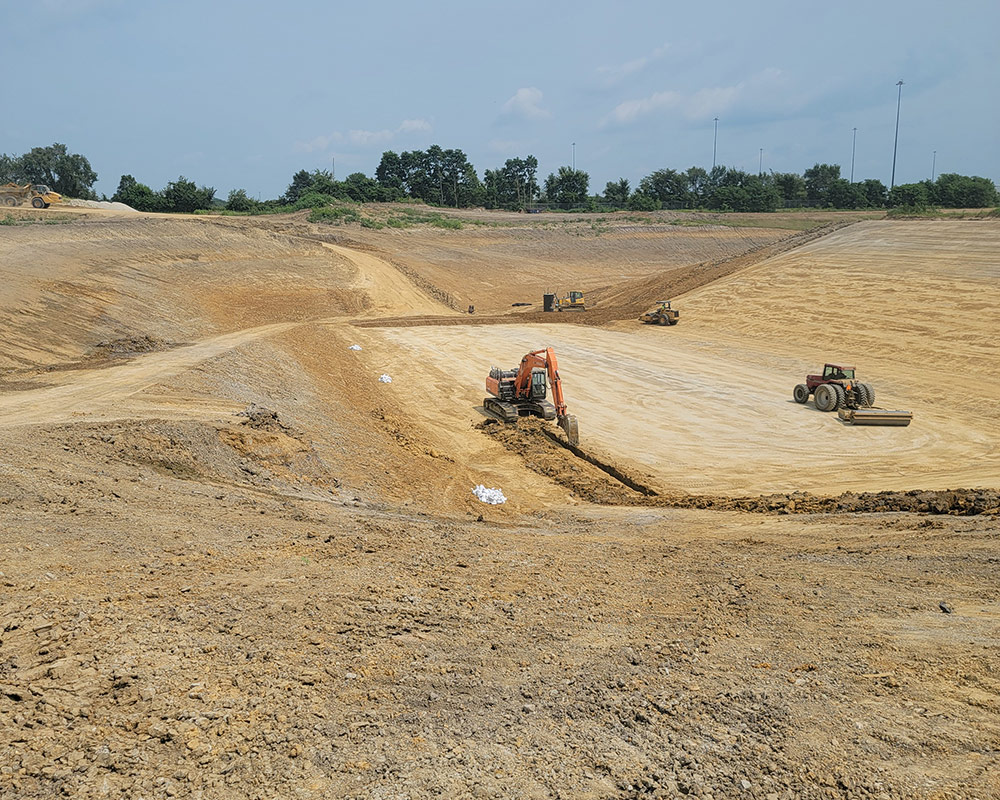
<box><xmin>484</xmin><ymin>347</ymin><xmax>580</xmax><ymax>444</ymax></box>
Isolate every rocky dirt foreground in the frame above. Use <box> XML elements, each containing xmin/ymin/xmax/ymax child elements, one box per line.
<box><xmin>1</xmin><ymin>416</ymin><xmax>998</xmax><ymax>800</ymax></box>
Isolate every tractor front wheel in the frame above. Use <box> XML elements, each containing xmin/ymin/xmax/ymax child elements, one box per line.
<box><xmin>793</xmin><ymin>384</ymin><xmax>810</xmax><ymax>404</ymax></box>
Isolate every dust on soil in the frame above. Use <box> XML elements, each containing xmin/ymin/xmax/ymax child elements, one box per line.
<box><xmin>1</xmin><ymin>206</ymin><xmax>998</xmax><ymax>800</ymax></box>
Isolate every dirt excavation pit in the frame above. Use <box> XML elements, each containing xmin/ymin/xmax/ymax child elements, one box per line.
<box><xmin>1</xmin><ymin>209</ymin><xmax>999</xmax><ymax>800</ymax></box>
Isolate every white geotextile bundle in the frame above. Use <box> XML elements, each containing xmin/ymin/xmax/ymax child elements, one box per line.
<box><xmin>349</xmin><ymin>344</ymin><xmax>362</xmax><ymax>351</ymax></box>
<box><xmin>472</xmin><ymin>484</ymin><xmax>507</xmax><ymax>504</ymax></box>
<box><xmin>379</xmin><ymin>374</ymin><xmax>392</xmax><ymax>383</ymax></box>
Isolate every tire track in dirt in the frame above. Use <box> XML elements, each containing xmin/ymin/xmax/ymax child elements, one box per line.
<box><xmin>0</xmin><ymin>238</ymin><xmax>451</xmax><ymax>430</ymax></box>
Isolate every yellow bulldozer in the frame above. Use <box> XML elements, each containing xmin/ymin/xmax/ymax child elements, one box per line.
<box><xmin>543</xmin><ymin>290</ymin><xmax>586</xmax><ymax>312</ymax></box>
<box><xmin>0</xmin><ymin>183</ymin><xmax>63</xmax><ymax>208</ymax></box>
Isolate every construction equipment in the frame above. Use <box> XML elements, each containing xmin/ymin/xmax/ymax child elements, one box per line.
<box><xmin>0</xmin><ymin>183</ymin><xmax>62</xmax><ymax>208</ymax></box>
<box><xmin>640</xmin><ymin>300</ymin><xmax>680</xmax><ymax>326</ymax></box>
<box><xmin>484</xmin><ymin>347</ymin><xmax>580</xmax><ymax>444</ymax></box>
<box><xmin>793</xmin><ymin>364</ymin><xmax>912</xmax><ymax>426</ymax></box>
<box><xmin>837</xmin><ymin>407</ymin><xmax>913</xmax><ymax>426</ymax></box>
<box><xmin>543</xmin><ymin>290</ymin><xmax>586</xmax><ymax>312</ymax></box>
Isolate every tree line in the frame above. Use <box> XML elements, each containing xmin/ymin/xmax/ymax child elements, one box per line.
<box><xmin>3</xmin><ymin>142</ymin><xmax>997</xmax><ymax>214</ymax></box>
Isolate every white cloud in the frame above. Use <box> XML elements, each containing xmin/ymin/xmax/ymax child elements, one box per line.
<box><xmin>488</xmin><ymin>139</ymin><xmax>535</xmax><ymax>156</ymax></box>
<box><xmin>294</xmin><ymin>118</ymin><xmax>432</xmax><ymax>153</ymax></box>
<box><xmin>597</xmin><ymin>43</ymin><xmax>670</xmax><ymax>86</ymax></box>
<box><xmin>603</xmin><ymin>69</ymin><xmax>787</xmax><ymax>126</ymax></box>
<box><xmin>347</xmin><ymin>129</ymin><xmax>394</xmax><ymax>146</ymax></box>
<box><xmin>399</xmin><ymin>118</ymin><xmax>431</xmax><ymax>133</ymax></box>
<box><xmin>501</xmin><ymin>88</ymin><xmax>550</xmax><ymax>120</ymax></box>
<box><xmin>607</xmin><ymin>90</ymin><xmax>683</xmax><ymax>125</ymax></box>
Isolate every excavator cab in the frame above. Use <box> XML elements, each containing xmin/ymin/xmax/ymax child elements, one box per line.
<box><xmin>530</xmin><ymin>368</ymin><xmax>547</xmax><ymax>400</ymax></box>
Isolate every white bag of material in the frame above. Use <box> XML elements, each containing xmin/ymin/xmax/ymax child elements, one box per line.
<box><xmin>472</xmin><ymin>485</ymin><xmax>507</xmax><ymax>504</ymax></box>
<box><xmin>349</xmin><ymin>344</ymin><xmax>362</xmax><ymax>351</ymax></box>
<box><xmin>379</xmin><ymin>374</ymin><xmax>392</xmax><ymax>383</ymax></box>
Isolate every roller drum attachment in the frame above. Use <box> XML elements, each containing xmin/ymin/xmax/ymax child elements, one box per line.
<box><xmin>838</xmin><ymin>408</ymin><xmax>913</xmax><ymax>426</ymax></box>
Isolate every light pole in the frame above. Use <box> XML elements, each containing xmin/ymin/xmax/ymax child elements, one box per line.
<box><xmin>572</xmin><ymin>142</ymin><xmax>576</xmax><ymax>171</ymax></box>
<box><xmin>712</xmin><ymin>118</ymin><xmax>719</xmax><ymax>170</ymax></box>
<box><xmin>758</xmin><ymin>148</ymin><xmax>763</xmax><ymax>175</ymax></box>
<box><xmin>850</xmin><ymin>128</ymin><xmax>857</xmax><ymax>183</ymax></box>
<box><xmin>932</xmin><ymin>150</ymin><xmax>937</xmax><ymax>181</ymax></box>
<box><xmin>890</xmin><ymin>80</ymin><xmax>904</xmax><ymax>189</ymax></box>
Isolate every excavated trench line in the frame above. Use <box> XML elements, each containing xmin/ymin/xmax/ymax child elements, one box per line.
<box><xmin>483</xmin><ymin>420</ymin><xmax>999</xmax><ymax>516</ymax></box>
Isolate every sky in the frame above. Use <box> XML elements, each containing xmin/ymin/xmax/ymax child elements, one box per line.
<box><xmin>2</xmin><ymin>0</ymin><xmax>998</xmax><ymax>200</ymax></box>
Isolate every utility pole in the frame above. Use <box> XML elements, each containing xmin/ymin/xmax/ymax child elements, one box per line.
<box><xmin>332</xmin><ymin>157</ymin><xmax>335</xmax><ymax>181</ymax></box>
<box><xmin>932</xmin><ymin>150</ymin><xmax>937</xmax><ymax>181</ymax></box>
<box><xmin>572</xmin><ymin>142</ymin><xmax>576</xmax><ymax>171</ymax></box>
<box><xmin>712</xmin><ymin>118</ymin><xmax>719</xmax><ymax>170</ymax></box>
<box><xmin>850</xmin><ymin>128</ymin><xmax>857</xmax><ymax>183</ymax></box>
<box><xmin>890</xmin><ymin>80</ymin><xmax>904</xmax><ymax>189</ymax></box>
<box><xmin>758</xmin><ymin>148</ymin><xmax>763</xmax><ymax>175</ymax></box>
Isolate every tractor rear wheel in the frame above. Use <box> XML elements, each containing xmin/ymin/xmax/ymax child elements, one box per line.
<box><xmin>831</xmin><ymin>383</ymin><xmax>846</xmax><ymax>410</ymax></box>
<box><xmin>862</xmin><ymin>383</ymin><xmax>875</xmax><ymax>407</ymax></box>
<box><xmin>814</xmin><ymin>384</ymin><xmax>836</xmax><ymax>412</ymax></box>
<box><xmin>793</xmin><ymin>384</ymin><xmax>810</xmax><ymax>404</ymax></box>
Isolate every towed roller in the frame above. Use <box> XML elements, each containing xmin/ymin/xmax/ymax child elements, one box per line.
<box><xmin>838</xmin><ymin>407</ymin><xmax>913</xmax><ymax>426</ymax></box>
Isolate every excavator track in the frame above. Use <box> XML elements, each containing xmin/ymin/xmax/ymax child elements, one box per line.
<box><xmin>483</xmin><ymin>397</ymin><xmax>519</xmax><ymax>422</ymax></box>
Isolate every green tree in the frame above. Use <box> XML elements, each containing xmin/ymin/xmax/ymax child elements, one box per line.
<box><xmin>163</xmin><ymin>176</ymin><xmax>214</xmax><ymax>212</ymax></box>
<box><xmin>375</xmin><ymin>151</ymin><xmax>405</xmax><ymax>190</ymax></box>
<box><xmin>0</xmin><ymin>154</ymin><xmax>18</xmax><ymax>183</ymax></box>
<box><xmin>343</xmin><ymin>172</ymin><xmax>382</xmax><ymax>202</ymax></box>
<box><xmin>770</xmin><ymin>172</ymin><xmax>807</xmax><ymax>207</ymax></box>
<box><xmin>543</xmin><ymin>167</ymin><xmax>589</xmax><ymax>206</ymax></box>
<box><xmin>804</xmin><ymin>163</ymin><xmax>842</xmax><ymax>206</ymax></box>
<box><xmin>16</xmin><ymin>143</ymin><xmax>98</xmax><ymax>198</ymax></box>
<box><xmin>282</xmin><ymin>170</ymin><xmax>315</xmax><ymax>205</ymax></box>
<box><xmin>687</xmin><ymin>166</ymin><xmax>719</xmax><ymax>207</ymax></box>
<box><xmin>627</xmin><ymin>192</ymin><xmax>660</xmax><ymax>211</ymax></box>
<box><xmin>603</xmin><ymin>178</ymin><xmax>630</xmax><ymax>208</ymax></box>
<box><xmin>858</xmin><ymin>178</ymin><xmax>887</xmax><ymax>208</ymax></box>
<box><xmin>638</xmin><ymin>168</ymin><xmax>688</xmax><ymax>209</ymax></box>
<box><xmin>706</xmin><ymin>169</ymin><xmax>780</xmax><ymax>212</ymax></box>
<box><xmin>888</xmin><ymin>182</ymin><xmax>930</xmax><ymax>209</ymax></box>
<box><xmin>484</xmin><ymin>156</ymin><xmax>539</xmax><ymax>210</ymax></box>
<box><xmin>111</xmin><ymin>174</ymin><xmax>164</xmax><ymax>212</ymax></box>
<box><xmin>932</xmin><ymin>173</ymin><xmax>998</xmax><ymax>208</ymax></box>
<box><xmin>225</xmin><ymin>188</ymin><xmax>256</xmax><ymax>213</ymax></box>
<box><xmin>826</xmin><ymin>178</ymin><xmax>866</xmax><ymax>209</ymax></box>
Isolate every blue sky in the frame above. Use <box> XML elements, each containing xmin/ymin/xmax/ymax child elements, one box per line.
<box><xmin>3</xmin><ymin>0</ymin><xmax>998</xmax><ymax>200</ymax></box>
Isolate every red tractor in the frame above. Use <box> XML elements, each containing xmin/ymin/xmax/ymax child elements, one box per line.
<box><xmin>793</xmin><ymin>364</ymin><xmax>875</xmax><ymax>412</ymax></box>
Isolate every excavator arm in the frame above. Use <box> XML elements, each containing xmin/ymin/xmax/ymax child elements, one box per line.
<box><xmin>512</xmin><ymin>348</ymin><xmax>577</xmax><ymax>442</ymax></box>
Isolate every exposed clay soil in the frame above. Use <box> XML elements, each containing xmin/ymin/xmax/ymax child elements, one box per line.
<box><xmin>0</xmin><ymin>205</ymin><xmax>997</xmax><ymax>799</ymax></box>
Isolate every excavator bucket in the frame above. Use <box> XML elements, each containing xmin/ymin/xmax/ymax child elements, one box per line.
<box><xmin>838</xmin><ymin>408</ymin><xmax>913</xmax><ymax>426</ymax></box>
<box><xmin>558</xmin><ymin>414</ymin><xmax>580</xmax><ymax>445</ymax></box>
